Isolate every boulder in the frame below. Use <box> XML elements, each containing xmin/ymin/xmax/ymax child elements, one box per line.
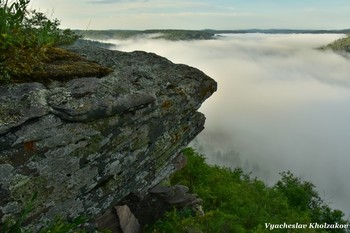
<box><xmin>0</xmin><ymin>46</ymin><xmax>216</xmax><ymax>231</ymax></box>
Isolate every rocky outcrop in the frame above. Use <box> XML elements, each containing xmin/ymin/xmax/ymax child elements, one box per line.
<box><xmin>95</xmin><ymin>183</ymin><xmax>203</xmax><ymax>233</ymax></box>
<box><xmin>0</xmin><ymin>46</ymin><xmax>216</xmax><ymax>231</ymax></box>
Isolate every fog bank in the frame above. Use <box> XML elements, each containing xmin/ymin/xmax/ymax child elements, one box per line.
<box><xmin>107</xmin><ymin>34</ymin><xmax>350</xmax><ymax>216</ymax></box>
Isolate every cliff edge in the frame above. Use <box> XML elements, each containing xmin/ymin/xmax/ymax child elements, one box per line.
<box><xmin>0</xmin><ymin>46</ymin><xmax>217</xmax><ymax>230</ymax></box>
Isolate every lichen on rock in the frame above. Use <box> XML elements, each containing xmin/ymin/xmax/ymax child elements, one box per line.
<box><xmin>0</xmin><ymin>45</ymin><xmax>217</xmax><ymax>231</ymax></box>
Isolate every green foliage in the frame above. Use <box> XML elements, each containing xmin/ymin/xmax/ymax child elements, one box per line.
<box><xmin>275</xmin><ymin>171</ymin><xmax>348</xmax><ymax>227</ymax></box>
<box><xmin>274</xmin><ymin>171</ymin><xmax>321</xmax><ymax>211</ymax></box>
<box><xmin>322</xmin><ymin>34</ymin><xmax>350</xmax><ymax>52</ymax></box>
<box><xmin>0</xmin><ymin>0</ymin><xmax>80</xmax><ymax>83</ymax></box>
<box><xmin>36</xmin><ymin>216</ymin><xmax>88</xmax><ymax>233</ymax></box>
<box><xmin>2</xmin><ymin>192</ymin><xmax>37</xmax><ymax>233</ymax></box>
<box><xmin>23</xmin><ymin>10</ymin><xmax>79</xmax><ymax>47</ymax></box>
<box><xmin>146</xmin><ymin>148</ymin><xmax>349</xmax><ymax>233</ymax></box>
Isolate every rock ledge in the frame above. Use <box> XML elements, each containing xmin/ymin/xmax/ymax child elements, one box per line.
<box><xmin>0</xmin><ymin>46</ymin><xmax>217</xmax><ymax>230</ymax></box>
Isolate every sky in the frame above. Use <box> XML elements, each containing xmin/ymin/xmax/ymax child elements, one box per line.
<box><xmin>30</xmin><ymin>0</ymin><xmax>350</xmax><ymax>30</ymax></box>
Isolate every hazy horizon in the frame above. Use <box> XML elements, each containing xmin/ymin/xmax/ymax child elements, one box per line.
<box><xmin>31</xmin><ymin>0</ymin><xmax>350</xmax><ymax>30</ymax></box>
<box><xmin>99</xmin><ymin>33</ymin><xmax>350</xmax><ymax>216</ymax></box>
<box><xmin>76</xmin><ymin>28</ymin><xmax>350</xmax><ymax>31</ymax></box>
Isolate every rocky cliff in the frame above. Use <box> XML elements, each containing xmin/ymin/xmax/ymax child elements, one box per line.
<box><xmin>0</xmin><ymin>46</ymin><xmax>216</xmax><ymax>230</ymax></box>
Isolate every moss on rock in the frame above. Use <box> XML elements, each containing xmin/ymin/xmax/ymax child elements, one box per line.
<box><xmin>9</xmin><ymin>47</ymin><xmax>113</xmax><ymax>84</ymax></box>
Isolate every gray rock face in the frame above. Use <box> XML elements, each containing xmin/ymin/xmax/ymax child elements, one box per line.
<box><xmin>0</xmin><ymin>46</ymin><xmax>216</xmax><ymax>230</ymax></box>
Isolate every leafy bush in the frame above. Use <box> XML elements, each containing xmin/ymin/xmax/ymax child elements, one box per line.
<box><xmin>0</xmin><ymin>0</ymin><xmax>80</xmax><ymax>83</ymax></box>
<box><xmin>274</xmin><ymin>171</ymin><xmax>347</xmax><ymax>226</ymax></box>
<box><xmin>147</xmin><ymin>148</ymin><xmax>349</xmax><ymax>233</ymax></box>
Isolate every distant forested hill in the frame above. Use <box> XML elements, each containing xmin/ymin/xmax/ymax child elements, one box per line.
<box><xmin>323</xmin><ymin>34</ymin><xmax>350</xmax><ymax>52</ymax></box>
<box><xmin>74</xmin><ymin>29</ymin><xmax>215</xmax><ymax>41</ymax></box>
<box><xmin>75</xmin><ymin>29</ymin><xmax>350</xmax><ymax>41</ymax></box>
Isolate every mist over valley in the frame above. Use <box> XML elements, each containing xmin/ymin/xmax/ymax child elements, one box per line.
<box><xmin>98</xmin><ymin>33</ymin><xmax>350</xmax><ymax>215</ymax></box>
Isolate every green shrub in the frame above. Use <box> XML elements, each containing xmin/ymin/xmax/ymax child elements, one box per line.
<box><xmin>274</xmin><ymin>171</ymin><xmax>347</xmax><ymax>226</ymax></box>
<box><xmin>146</xmin><ymin>148</ymin><xmax>349</xmax><ymax>233</ymax></box>
<box><xmin>0</xmin><ymin>0</ymin><xmax>80</xmax><ymax>83</ymax></box>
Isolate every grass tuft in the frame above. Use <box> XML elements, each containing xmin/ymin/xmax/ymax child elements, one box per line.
<box><xmin>0</xmin><ymin>0</ymin><xmax>80</xmax><ymax>84</ymax></box>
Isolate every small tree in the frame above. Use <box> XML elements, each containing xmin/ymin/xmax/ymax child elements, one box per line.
<box><xmin>274</xmin><ymin>171</ymin><xmax>347</xmax><ymax>226</ymax></box>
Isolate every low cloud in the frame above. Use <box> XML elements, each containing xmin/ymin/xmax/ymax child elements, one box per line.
<box><xmin>106</xmin><ymin>33</ymin><xmax>350</xmax><ymax>216</ymax></box>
